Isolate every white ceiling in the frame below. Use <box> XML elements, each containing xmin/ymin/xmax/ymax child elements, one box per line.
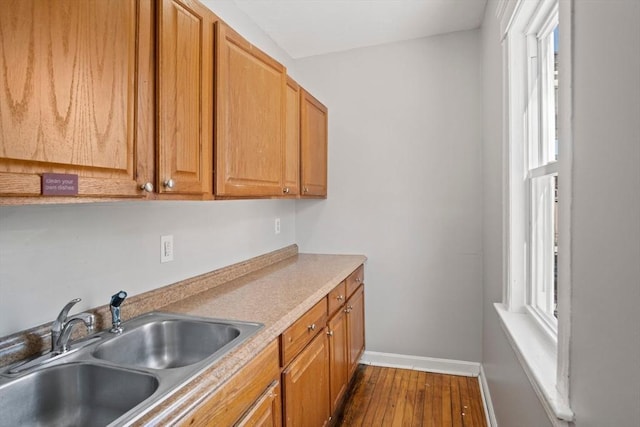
<box><xmin>233</xmin><ymin>0</ymin><xmax>488</xmax><ymax>59</ymax></box>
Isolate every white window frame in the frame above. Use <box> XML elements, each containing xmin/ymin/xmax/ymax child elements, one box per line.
<box><xmin>526</xmin><ymin>5</ymin><xmax>559</xmax><ymax>337</ymax></box>
<box><xmin>495</xmin><ymin>0</ymin><xmax>573</xmax><ymax>425</ymax></box>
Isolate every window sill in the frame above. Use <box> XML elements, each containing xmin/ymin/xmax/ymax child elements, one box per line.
<box><xmin>494</xmin><ymin>303</ymin><xmax>574</xmax><ymax>426</ymax></box>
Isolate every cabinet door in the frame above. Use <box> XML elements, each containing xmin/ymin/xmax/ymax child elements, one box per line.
<box><xmin>283</xmin><ymin>76</ymin><xmax>300</xmax><ymax>196</ymax></box>
<box><xmin>0</xmin><ymin>0</ymin><xmax>153</xmax><ymax>198</ymax></box>
<box><xmin>236</xmin><ymin>381</ymin><xmax>282</xmax><ymax>427</ymax></box>
<box><xmin>347</xmin><ymin>285</ymin><xmax>365</xmax><ymax>378</ymax></box>
<box><xmin>300</xmin><ymin>89</ymin><xmax>328</xmax><ymax>198</ymax></box>
<box><xmin>215</xmin><ymin>23</ymin><xmax>286</xmax><ymax>197</ymax></box>
<box><xmin>157</xmin><ymin>0</ymin><xmax>213</xmax><ymax>196</ymax></box>
<box><xmin>328</xmin><ymin>309</ymin><xmax>349</xmax><ymax>414</ymax></box>
<box><xmin>282</xmin><ymin>329</ymin><xmax>330</xmax><ymax>427</ymax></box>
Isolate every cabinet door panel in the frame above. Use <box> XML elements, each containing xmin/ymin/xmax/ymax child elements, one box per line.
<box><xmin>328</xmin><ymin>309</ymin><xmax>349</xmax><ymax>414</ymax></box>
<box><xmin>282</xmin><ymin>329</ymin><xmax>330</xmax><ymax>427</ymax></box>
<box><xmin>0</xmin><ymin>0</ymin><xmax>152</xmax><ymax>198</ymax></box>
<box><xmin>283</xmin><ymin>76</ymin><xmax>300</xmax><ymax>196</ymax></box>
<box><xmin>157</xmin><ymin>0</ymin><xmax>213</xmax><ymax>195</ymax></box>
<box><xmin>300</xmin><ymin>89</ymin><xmax>327</xmax><ymax>198</ymax></box>
<box><xmin>215</xmin><ymin>23</ymin><xmax>285</xmax><ymax>197</ymax></box>
<box><xmin>236</xmin><ymin>381</ymin><xmax>282</xmax><ymax>427</ymax></box>
<box><xmin>347</xmin><ymin>285</ymin><xmax>365</xmax><ymax>378</ymax></box>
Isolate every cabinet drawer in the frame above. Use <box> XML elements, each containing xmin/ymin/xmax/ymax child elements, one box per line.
<box><xmin>328</xmin><ymin>281</ymin><xmax>347</xmax><ymax>316</ymax></box>
<box><xmin>280</xmin><ymin>298</ymin><xmax>327</xmax><ymax>367</ymax></box>
<box><xmin>178</xmin><ymin>340</ymin><xmax>280</xmax><ymax>426</ymax></box>
<box><xmin>346</xmin><ymin>264</ymin><xmax>365</xmax><ymax>298</ymax></box>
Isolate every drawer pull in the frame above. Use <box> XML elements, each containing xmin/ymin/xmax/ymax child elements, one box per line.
<box><xmin>307</xmin><ymin>323</ymin><xmax>316</xmax><ymax>332</ymax></box>
<box><xmin>327</xmin><ymin>330</ymin><xmax>334</xmax><ymax>337</ymax></box>
<box><xmin>336</xmin><ymin>295</ymin><xmax>344</xmax><ymax>301</ymax></box>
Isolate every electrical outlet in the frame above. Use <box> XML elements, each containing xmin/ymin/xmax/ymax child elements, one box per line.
<box><xmin>275</xmin><ymin>218</ymin><xmax>281</xmax><ymax>235</ymax></box>
<box><xmin>161</xmin><ymin>235</ymin><xmax>174</xmax><ymax>263</ymax></box>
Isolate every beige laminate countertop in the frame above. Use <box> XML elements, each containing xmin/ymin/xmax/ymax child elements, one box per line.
<box><xmin>135</xmin><ymin>252</ymin><xmax>366</xmax><ymax>426</ymax></box>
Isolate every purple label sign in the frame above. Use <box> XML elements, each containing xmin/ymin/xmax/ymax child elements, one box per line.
<box><xmin>42</xmin><ymin>173</ymin><xmax>79</xmax><ymax>196</ymax></box>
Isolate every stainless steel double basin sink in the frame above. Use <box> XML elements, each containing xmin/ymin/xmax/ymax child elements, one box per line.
<box><xmin>0</xmin><ymin>312</ymin><xmax>263</xmax><ymax>426</ymax></box>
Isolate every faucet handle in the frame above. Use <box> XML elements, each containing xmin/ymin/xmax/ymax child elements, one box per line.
<box><xmin>53</xmin><ymin>298</ymin><xmax>81</xmax><ymax>332</ymax></box>
<box><xmin>110</xmin><ymin>291</ymin><xmax>127</xmax><ymax>307</ymax></box>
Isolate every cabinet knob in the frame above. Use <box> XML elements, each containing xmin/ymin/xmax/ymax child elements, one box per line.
<box><xmin>336</xmin><ymin>295</ymin><xmax>344</xmax><ymax>301</ymax></box>
<box><xmin>327</xmin><ymin>330</ymin><xmax>334</xmax><ymax>337</ymax></box>
<box><xmin>356</xmin><ymin>277</ymin><xmax>361</xmax><ymax>283</ymax></box>
<box><xmin>283</xmin><ymin>187</ymin><xmax>290</xmax><ymax>194</ymax></box>
<box><xmin>303</xmin><ymin>187</ymin><xmax>309</xmax><ymax>193</ymax></box>
<box><xmin>140</xmin><ymin>182</ymin><xmax>154</xmax><ymax>192</ymax></box>
<box><xmin>307</xmin><ymin>323</ymin><xmax>316</xmax><ymax>332</ymax></box>
<box><xmin>164</xmin><ymin>179</ymin><xmax>175</xmax><ymax>189</ymax></box>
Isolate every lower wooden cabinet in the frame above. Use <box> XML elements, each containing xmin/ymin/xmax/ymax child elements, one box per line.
<box><xmin>346</xmin><ymin>284</ymin><xmax>365</xmax><ymax>378</ymax></box>
<box><xmin>178</xmin><ymin>265</ymin><xmax>365</xmax><ymax>427</ymax></box>
<box><xmin>236</xmin><ymin>381</ymin><xmax>282</xmax><ymax>427</ymax></box>
<box><xmin>327</xmin><ymin>307</ymin><xmax>349</xmax><ymax>414</ymax></box>
<box><xmin>282</xmin><ymin>329</ymin><xmax>331</xmax><ymax>427</ymax></box>
<box><xmin>280</xmin><ymin>265</ymin><xmax>365</xmax><ymax>427</ymax></box>
<box><xmin>178</xmin><ymin>340</ymin><xmax>280</xmax><ymax>426</ymax></box>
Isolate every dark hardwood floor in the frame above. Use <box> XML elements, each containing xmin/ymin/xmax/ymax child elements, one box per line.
<box><xmin>337</xmin><ymin>365</ymin><xmax>487</xmax><ymax>427</ymax></box>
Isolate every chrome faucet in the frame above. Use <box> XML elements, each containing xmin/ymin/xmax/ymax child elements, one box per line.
<box><xmin>51</xmin><ymin>298</ymin><xmax>95</xmax><ymax>355</ymax></box>
<box><xmin>109</xmin><ymin>290</ymin><xmax>128</xmax><ymax>334</ymax></box>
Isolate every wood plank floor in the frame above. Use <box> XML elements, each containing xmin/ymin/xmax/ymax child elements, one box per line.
<box><xmin>337</xmin><ymin>365</ymin><xmax>487</xmax><ymax>427</ymax></box>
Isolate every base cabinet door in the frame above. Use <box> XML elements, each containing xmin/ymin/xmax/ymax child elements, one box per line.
<box><xmin>236</xmin><ymin>381</ymin><xmax>282</xmax><ymax>427</ymax></box>
<box><xmin>346</xmin><ymin>284</ymin><xmax>365</xmax><ymax>377</ymax></box>
<box><xmin>282</xmin><ymin>329</ymin><xmax>330</xmax><ymax>427</ymax></box>
<box><xmin>328</xmin><ymin>308</ymin><xmax>349</xmax><ymax>414</ymax></box>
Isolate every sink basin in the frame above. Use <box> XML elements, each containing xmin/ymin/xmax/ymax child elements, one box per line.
<box><xmin>93</xmin><ymin>319</ymin><xmax>243</xmax><ymax>369</ymax></box>
<box><xmin>0</xmin><ymin>312</ymin><xmax>262</xmax><ymax>425</ymax></box>
<box><xmin>0</xmin><ymin>363</ymin><xmax>158</xmax><ymax>426</ymax></box>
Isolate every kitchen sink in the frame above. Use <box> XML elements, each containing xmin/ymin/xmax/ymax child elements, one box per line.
<box><xmin>93</xmin><ymin>317</ymin><xmax>246</xmax><ymax>369</ymax></box>
<box><xmin>0</xmin><ymin>362</ymin><xmax>158</xmax><ymax>426</ymax></box>
<box><xmin>0</xmin><ymin>312</ymin><xmax>263</xmax><ymax>426</ymax></box>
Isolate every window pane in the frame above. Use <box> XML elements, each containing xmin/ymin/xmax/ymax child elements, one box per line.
<box><xmin>531</xmin><ymin>174</ymin><xmax>557</xmax><ymax>320</ymax></box>
<box><xmin>553</xmin><ymin>26</ymin><xmax>559</xmax><ymax>161</ymax></box>
<box><xmin>539</xmin><ymin>25</ymin><xmax>559</xmax><ymax>165</ymax></box>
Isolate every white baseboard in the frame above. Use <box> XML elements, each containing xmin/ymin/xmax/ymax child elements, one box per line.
<box><xmin>360</xmin><ymin>350</ymin><xmax>480</xmax><ymax>377</ymax></box>
<box><xmin>479</xmin><ymin>365</ymin><xmax>498</xmax><ymax>427</ymax></box>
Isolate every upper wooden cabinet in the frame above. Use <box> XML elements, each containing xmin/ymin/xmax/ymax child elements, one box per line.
<box><xmin>156</xmin><ymin>0</ymin><xmax>213</xmax><ymax>196</ymax></box>
<box><xmin>0</xmin><ymin>0</ymin><xmax>154</xmax><ymax>199</ymax></box>
<box><xmin>283</xmin><ymin>77</ymin><xmax>301</xmax><ymax>196</ymax></box>
<box><xmin>215</xmin><ymin>23</ymin><xmax>286</xmax><ymax>197</ymax></box>
<box><xmin>300</xmin><ymin>89</ymin><xmax>328</xmax><ymax>198</ymax></box>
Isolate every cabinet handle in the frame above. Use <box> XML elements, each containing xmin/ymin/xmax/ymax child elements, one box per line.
<box><xmin>327</xmin><ymin>330</ymin><xmax>334</xmax><ymax>337</ymax></box>
<box><xmin>336</xmin><ymin>295</ymin><xmax>344</xmax><ymax>301</ymax></box>
<box><xmin>345</xmin><ymin>305</ymin><xmax>353</xmax><ymax>314</ymax></box>
<box><xmin>283</xmin><ymin>187</ymin><xmax>290</xmax><ymax>194</ymax></box>
<box><xmin>356</xmin><ymin>277</ymin><xmax>361</xmax><ymax>283</ymax></box>
<box><xmin>140</xmin><ymin>182</ymin><xmax>154</xmax><ymax>192</ymax></box>
<box><xmin>164</xmin><ymin>178</ymin><xmax>175</xmax><ymax>189</ymax></box>
<box><xmin>303</xmin><ymin>187</ymin><xmax>309</xmax><ymax>193</ymax></box>
<box><xmin>307</xmin><ymin>323</ymin><xmax>316</xmax><ymax>332</ymax></box>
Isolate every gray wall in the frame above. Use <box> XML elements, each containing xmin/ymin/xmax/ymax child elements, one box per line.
<box><xmin>294</xmin><ymin>31</ymin><xmax>484</xmax><ymax>362</ymax></box>
<box><xmin>481</xmin><ymin>0</ymin><xmax>640</xmax><ymax>425</ymax></box>
<box><xmin>569</xmin><ymin>1</ymin><xmax>640</xmax><ymax>425</ymax></box>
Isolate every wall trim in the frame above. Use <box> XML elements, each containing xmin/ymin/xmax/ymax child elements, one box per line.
<box><xmin>360</xmin><ymin>350</ymin><xmax>480</xmax><ymax>377</ymax></box>
<box><xmin>479</xmin><ymin>365</ymin><xmax>498</xmax><ymax>427</ymax></box>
